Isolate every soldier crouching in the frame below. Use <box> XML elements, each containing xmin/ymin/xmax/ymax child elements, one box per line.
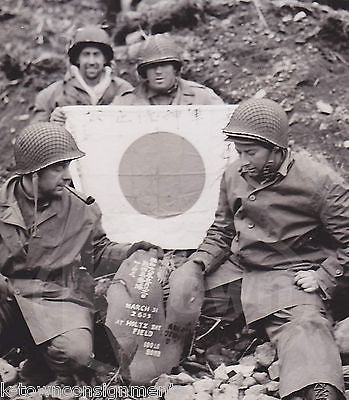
<box><xmin>175</xmin><ymin>98</ymin><xmax>348</xmax><ymax>400</ymax></box>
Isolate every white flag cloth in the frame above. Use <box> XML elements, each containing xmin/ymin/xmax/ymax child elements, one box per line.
<box><xmin>64</xmin><ymin>105</ymin><xmax>237</xmax><ymax>249</ymax></box>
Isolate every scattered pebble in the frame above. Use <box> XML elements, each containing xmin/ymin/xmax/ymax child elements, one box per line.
<box><xmin>316</xmin><ymin>100</ymin><xmax>333</xmax><ymax>115</ymax></box>
<box><xmin>0</xmin><ymin>358</ymin><xmax>17</xmax><ymax>384</ymax></box>
<box><xmin>193</xmin><ymin>378</ymin><xmax>216</xmax><ymax>394</ymax></box>
<box><xmin>268</xmin><ymin>361</ymin><xmax>280</xmax><ymax>381</ymax></box>
<box><xmin>165</xmin><ymin>385</ymin><xmax>195</xmax><ymax>400</ymax></box>
<box><xmin>254</xmin><ymin>342</ymin><xmax>276</xmax><ymax>368</ymax></box>
<box><xmin>214</xmin><ymin>364</ymin><xmax>229</xmax><ymax>381</ymax></box>
<box><xmin>169</xmin><ymin>372</ymin><xmax>196</xmax><ymax>385</ymax></box>
<box><xmin>293</xmin><ymin>11</ymin><xmax>307</xmax><ymax>22</ymax></box>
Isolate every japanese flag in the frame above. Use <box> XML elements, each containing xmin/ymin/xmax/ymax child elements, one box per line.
<box><xmin>65</xmin><ymin>105</ymin><xmax>237</xmax><ymax>249</ymax></box>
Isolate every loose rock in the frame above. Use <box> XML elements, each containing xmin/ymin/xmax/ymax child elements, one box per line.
<box><xmin>212</xmin><ymin>383</ymin><xmax>239</xmax><ymax>400</ymax></box>
<box><xmin>253</xmin><ymin>371</ymin><xmax>270</xmax><ymax>384</ymax></box>
<box><xmin>193</xmin><ymin>378</ymin><xmax>216</xmax><ymax>394</ymax></box>
<box><xmin>265</xmin><ymin>380</ymin><xmax>279</xmax><ymax>394</ymax></box>
<box><xmin>0</xmin><ymin>358</ymin><xmax>17</xmax><ymax>385</ymax></box>
<box><xmin>316</xmin><ymin>100</ymin><xmax>333</xmax><ymax>115</ymax></box>
<box><xmin>244</xmin><ymin>384</ymin><xmax>267</xmax><ymax>397</ymax></box>
<box><xmin>239</xmin><ymin>355</ymin><xmax>257</xmax><ymax>367</ymax></box>
<box><xmin>194</xmin><ymin>392</ymin><xmax>212</xmax><ymax>400</ymax></box>
<box><xmin>268</xmin><ymin>361</ymin><xmax>280</xmax><ymax>381</ymax></box>
<box><xmin>226</xmin><ymin>364</ymin><xmax>255</xmax><ymax>378</ymax></box>
<box><xmin>228</xmin><ymin>372</ymin><xmax>245</xmax><ymax>386</ymax></box>
<box><xmin>165</xmin><ymin>385</ymin><xmax>195</xmax><ymax>400</ymax></box>
<box><xmin>260</xmin><ymin>395</ymin><xmax>280</xmax><ymax>400</ymax></box>
<box><xmin>169</xmin><ymin>372</ymin><xmax>196</xmax><ymax>385</ymax></box>
<box><xmin>293</xmin><ymin>11</ymin><xmax>307</xmax><ymax>22</ymax></box>
<box><xmin>242</xmin><ymin>376</ymin><xmax>257</xmax><ymax>388</ymax></box>
<box><xmin>254</xmin><ymin>342</ymin><xmax>276</xmax><ymax>368</ymax></box>
<box><xmin>214</xmin><ymin>364</ymin><xmax>229</xmax><ymax>381</ymax></box>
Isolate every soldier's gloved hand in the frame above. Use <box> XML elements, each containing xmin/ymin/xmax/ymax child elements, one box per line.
<box><xmin>168</xmin><ymin>259</ymin><xmax>205</xmax><ymax>312</ymax></box>
<box><xmin>174</xmin><ymin>260</ymin><xmax>205</xmax><ymax>279</ymax></box>
<box><xmin>50</xmin><ymin>107</ymin><xmax>67</xmax><ymax>125</ymax></box>
<box><xmin>294</xmin><ymin>270</ymin><xmax>319</xmax><ymax>293</ymax></box>
<box><xmin>0</xmin><ymin>274</ymin><xmax>11</xmax><ymax>303</ymax></box>
<box><xmin>127</xmin><ymin>241</ymin><xmax>164</xmax><ymax>259</ymax></box>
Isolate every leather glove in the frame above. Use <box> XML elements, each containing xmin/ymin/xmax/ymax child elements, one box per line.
<box><xmin>127</xmin><ymin>241</ymin><xmax>164</xmax><ymax>259</ymax></box>
<box><xmin>50</xmin><ymin>107</ymin><xmax>67</xmax><ymax>125</ymax></box>
<box><xmin>167</xmin><ymin>259</ymin><xmax>205</xmax><ymax>316</ymax></box>
<box><xmin>0</xmin><ymin>274</ymin><xmax>10</xmax><ymax>303</ymax></box>
<box><xmin>169</xmin><ymin>260</ymin><xmax>205</xmax><ymax>284</ymax></box>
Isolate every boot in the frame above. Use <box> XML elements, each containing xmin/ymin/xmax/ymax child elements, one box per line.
<box><xmin>305</xmin><ymin>383</ymin><xmax>339</xmax><ymax>400</ymax></box>
<box><xmin>19</xmin><ymin>357</ymin><xmax>54</xmax><ymax>386</ymax></box>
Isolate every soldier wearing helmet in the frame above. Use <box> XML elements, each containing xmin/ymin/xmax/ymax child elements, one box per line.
<box><xmin>0</xmin><ymin>122</ymin><xmax>162</xmax><ymax>385</ymax></box>
<box><xmin>113</xmin><ymin>34</ymin><xmax>223</xmax><ymax>105</ymax></box>
<box><xmin>32</xmin><ymin>26</ymin><xmax>133</xmax><ymax>124</ymax></box>
<box><xmin>174</xmin><ymin>98</ymin><xmax>349</xmax><ymax>400</ymax></box>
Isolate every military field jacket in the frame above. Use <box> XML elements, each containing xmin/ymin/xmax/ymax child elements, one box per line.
<box><xmin>112</xmin><ymin>78</ymin><xmax>224</xmax><ymax>105</ymax></box>
<box><xmin>32</xmin><ymin>71</ymin><xmax>133</xmax><ymax>122</ymax></box>
<box><xmin>0</xmin><ymin>176</ymin><xmax>132</xmax><ymax>343</ymax></box>
<box><xmin>192</xmin><ymin>151</ymin><xmax>349</xmax><ymax>323</ymax></box>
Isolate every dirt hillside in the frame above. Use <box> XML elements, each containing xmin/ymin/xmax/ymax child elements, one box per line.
<box><xmin>0</xmin><ymin>0</ymin><xmax>348</xmax><ymax>182</ymax></box>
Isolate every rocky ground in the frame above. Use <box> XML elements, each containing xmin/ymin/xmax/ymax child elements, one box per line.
<box><xmin>0</xmin><ymin>0</ymin><xmax>349</xmax><ymax>398</ymax></box>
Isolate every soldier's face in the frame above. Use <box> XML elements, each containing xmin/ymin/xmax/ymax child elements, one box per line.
<box><xmin>38</xmin><ymin>161</ymin><xmax>72</xmax><ymax>198</ymax></box>
<box><xmin>77</xmin><ymin>46</ymin><xmax>106</xmax><ymax>82</ymax></box>
<box><xmin>233</xmin><ymin>141</ymin><xmax>272</xmax><ymax>176</ymax></box>
<box><xmin>145</xmin><ymin>62</ymin><xmax>177</xmax><ymax>92</ymax></box>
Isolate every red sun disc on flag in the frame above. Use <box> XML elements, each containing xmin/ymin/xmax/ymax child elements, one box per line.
<box><xmin>118</xmin><ymin>132</ymin><xmax>206</xmax><ymax>218</ymax></box>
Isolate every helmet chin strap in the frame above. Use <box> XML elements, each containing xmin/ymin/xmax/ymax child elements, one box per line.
<box><xmin>160</xmin><ymin>76</ymin><xmax>179</xmax><ymax>94</ymax></box>
<box><xmin>260</xmin><ymin>147</ymin><xmax>286</xmax><ymax>183</ymax></box>
<box><xmin>31</xmin><ymin>172</ymin><xmax>40</xmax><ymax>238</ymax></box>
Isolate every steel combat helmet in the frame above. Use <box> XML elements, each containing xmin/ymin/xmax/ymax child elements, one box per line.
<box><xmin>68</xmin><ymin>26</ymin><xmax>114</xmax><ymax>66</ymax></box>
<box><xmin>223</xmin><ymin>98</ymin><xmax>289</xmax><ymax>149</ymax></box>
<box><xmin>15</xmin><ymin>122</ymin><xmax>85</xmax><ymax>175</ymax></box>
<box><xmin>137</xmin><ymin>34</ymin><xmax>182</xmax><ymax>78</ymax></box>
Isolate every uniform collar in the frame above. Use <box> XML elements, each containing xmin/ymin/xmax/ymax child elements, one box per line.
<box><xmin>0</xmin><ymin>176</ymin><xmax>26</xmax><ymax>228</ymax></box>
<box><xmin>277</xmin><ymin>149</ymin><xmax>294</xmax><ymax>177</ymax></box>
<box><xmin>63</xmin><ymin>66</ymin><xmax>116</xmax><ymax>88</ymax></box>
<box><xmin>137</xmin><ymin>78</ymin><xmax>196</xmax><ymax>100</ymax></box>
<box><xmin>0</xmin><ymin>176</ymin><xmax>58</xmax><ymax>229</ymax></box>
<box><xmin>239</xmin><ymin>149</ymin><xmax>293</xmax><ymax>177</ymax></box>
<box><xmin>239</xmin><ymin>149</ymin><xmax>294</xmax><ymax>189</ymax></box>
<box><xmin>176</xmin><ymin>79</ymin><xmax>196</xmax><ymax>97</ymax></box>
<box><xmin>145</xmin><ymin>78</ymin><xmax>179</xmax><ymax>101</ymax></box>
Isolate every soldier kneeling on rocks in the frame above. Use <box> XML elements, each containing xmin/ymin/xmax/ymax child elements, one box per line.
<box><xmin>174</xmin><ymin>98</ymin><xmax>349</xmax><ymax>400</ymax></box>
<box><xmin>0</xmin><ymin>122</ymin><xmax>162</xmax><ymax>385</ymax></box>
